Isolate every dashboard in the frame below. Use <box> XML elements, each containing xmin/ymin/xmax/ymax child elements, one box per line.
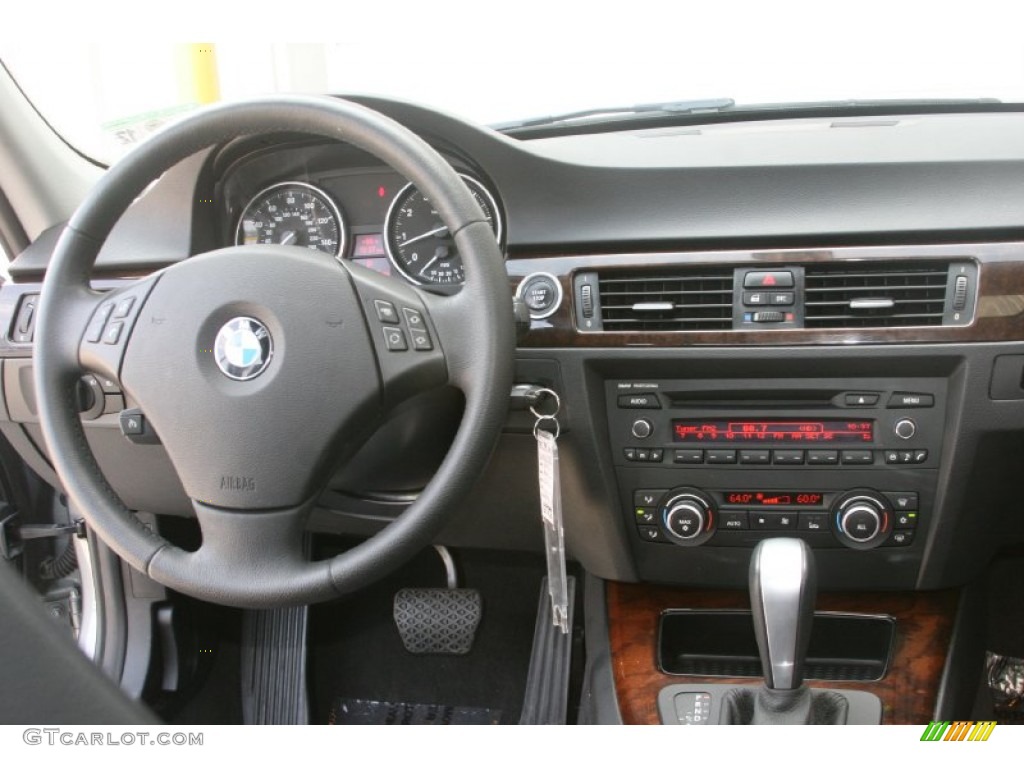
<box><xmin>4</xmin><ymin>97</ymin><xmax>1024</xmax><ymax>597</ymax></box>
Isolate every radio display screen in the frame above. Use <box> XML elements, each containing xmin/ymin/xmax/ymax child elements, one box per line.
<box><xmin>723</xmin><ymin>491</ymin><xmax>824</xmax><ymax>506</ymax></box>
<box><xmin>671</xmin><ymin>419</ymin><xmax>873</xmax><ymax>443</ymax></box>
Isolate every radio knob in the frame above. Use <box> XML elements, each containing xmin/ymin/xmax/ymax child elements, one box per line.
<box><xmin>664</xmin><ymin>501</ymin><xmax>706</xmax><ymax>540</ymax></box>
<box><xmin>631</xmin><ymin>419</ymin><xmax>653</xmax><ymax>439</ymax></box>
<box><xmin>839</xmin><ymin>503</ymin><xmax>881</xmax><ymax>542</ymax></box>
<box><xmin>894</xmin><ymin>418</ymin><xmax>916</xmax><ymax>440</ymax></box>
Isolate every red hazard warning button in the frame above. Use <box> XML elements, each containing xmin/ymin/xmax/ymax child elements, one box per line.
<box><xmin>743</xmin><ymin>271</ymin><xmax>794</xmax><ymax>288</ymax></box>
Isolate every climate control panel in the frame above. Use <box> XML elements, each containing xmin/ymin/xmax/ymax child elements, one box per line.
<box><xmin>632</xmin><ymin>486</ymin><xmax>918</xmax><ymax>550</ymax></box>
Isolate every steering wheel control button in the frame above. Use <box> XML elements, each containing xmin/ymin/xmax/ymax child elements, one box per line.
<box><xmin>213</xmin><ymin>317</ymin><xmax>273</xmax><ymax>380</ymax></box>
<box><xmin>744</xmin><ymin>271</ymin><xmax>794</xmax><ymax>289</ymax></box>
<box><xmin>382</xmin><ymin>326</ymin><xmax>408</xmax><ymax>351</ymax></box>
<box><xmin>102</xmin><ymin>321</ymin><xmax>124</xmax><ymax>345</ymax></box>
<box><xmin>402</xmin><ymin>307</ymin><xmax>427</xmax><ymax>331</ymax></box>
<box><xmin>112</xmin><ymin>296</ymin><xmax>136</xmax><ymax>319</ymax></box>
<box><xmin>411</xmin><ymin>331</ymin><xmax>433</xmax><ymax>351</ymax></box>
<box><xmin>516</xmin><ymin>273</ymin><xmax>563</xmax><ymax>320</ymax></box>
<box><xmin>887</xmin><ymin>392</ymin><xmax>934</xmax><ymax>408</ymax></box>
<box><xmin>894</xmin><ymin>418</ymin><xmax>917</xmax><ymax>440</ymax></box>
<box><xmin>85</xmin><ymin>302</ymin><xmax>115</xmax><ymax>343</ymax></box>
<box><xmin>374</xmin><ymin>300</ymin><xmax>399</xmax><ymax>324</ymax></box>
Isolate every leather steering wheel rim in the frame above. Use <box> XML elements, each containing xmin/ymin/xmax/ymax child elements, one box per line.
<box><xmin>33</xmin><ymin>96</ymin><xmax>514</xmax><ymax>608</ymax></box>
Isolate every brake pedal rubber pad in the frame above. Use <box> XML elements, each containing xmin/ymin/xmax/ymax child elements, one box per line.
<box><xmin>393</xmin><ymin>588</ymin><xmax>482</xmax><ymax>655</ymax></box>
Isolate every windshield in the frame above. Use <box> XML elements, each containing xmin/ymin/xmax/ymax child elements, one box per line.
<box><xmin>3</xmin><ymin>5</ymin><xmax>1024</xmax><ymax>164</ymax></box>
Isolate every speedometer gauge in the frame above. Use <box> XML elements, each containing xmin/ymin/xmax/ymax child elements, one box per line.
<box><xmin>384</xmin><ymin>175</ymin><xmax>502</xmax><ymax>286</ymax></box>
<box><xmin>236</xmin><ymin>182</ymin><xmax>346</xmax><ymax>258</ymax></box>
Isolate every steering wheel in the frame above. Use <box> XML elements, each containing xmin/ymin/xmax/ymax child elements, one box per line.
<box><xmin>32</xmin><ymin>96</ymin><xmax>514</xmax><ymax>608</ymax></box>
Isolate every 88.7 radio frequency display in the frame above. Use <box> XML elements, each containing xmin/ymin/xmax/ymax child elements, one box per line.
<box><xmin>671</xmin><ymin>419</ymin><xmax>873</xmax><ymax>443</ymax></box>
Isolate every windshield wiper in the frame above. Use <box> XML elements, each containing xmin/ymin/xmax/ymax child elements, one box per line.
<box><xmin>492</xmin><ymin>98</ymin><xmax>736</xmax><ymax>130</ymax></box>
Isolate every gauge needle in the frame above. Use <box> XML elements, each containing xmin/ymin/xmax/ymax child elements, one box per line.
<box><xmin>400</xmin><ymin>225</ymin><xmax>449</xmax><ymax>248</ymax></box>
<box><xmin>418</xmin><ymin>254</ymin><xmax>441</xmax><ymax>275</ymax></box>
<box><xmin>279</xmin><ymin>230</ymin><xmax>297</xmax><ymax>246</ymax></box>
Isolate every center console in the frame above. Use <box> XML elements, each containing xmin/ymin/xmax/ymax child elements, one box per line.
<box><xmin>607</xmin><ymin>375</ymin><xmax>947</xmax><ymax>590</ymax></box>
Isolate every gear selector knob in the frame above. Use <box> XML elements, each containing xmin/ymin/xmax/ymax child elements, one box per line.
<box><xmin>749</xmin><ymin>538</ymin><xmax>817</xmax><ymax>690</ymax></box>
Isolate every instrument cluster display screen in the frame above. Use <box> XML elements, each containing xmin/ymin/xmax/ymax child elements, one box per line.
<box><xmin>672</xmin><ymin>419</ymin><xmax>873</xmax><ymax>443</ymax></box>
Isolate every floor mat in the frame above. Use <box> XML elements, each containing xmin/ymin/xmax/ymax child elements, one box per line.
<box><xmin>329</xmin><ymin>697</ymin><xmax>500</xmax><ymax>725</ymax></box>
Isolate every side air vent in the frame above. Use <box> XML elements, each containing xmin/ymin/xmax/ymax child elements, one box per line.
<box><xmin>804</xmin><ymin>262</ymin><xmax>954</xmax><ymax>329</ymax></box>
<box><xmin>597</xmin><ymin>269</ymin><xmax>734</xmax><ymax>331</ymax></box>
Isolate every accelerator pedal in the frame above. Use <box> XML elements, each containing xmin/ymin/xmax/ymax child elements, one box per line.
<box><xmin>393</xmin><ymin>546</ymin><xmax>482</xmax><ymax>655</ymax></box>
<box><xmin>241</xmin><ymin>605</ymin><xmax>310</xmax><ymax>724</ymax></box>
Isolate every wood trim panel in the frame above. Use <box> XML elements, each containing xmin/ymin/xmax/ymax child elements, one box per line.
<box><xmin>510</xmin><ymin>241</ymin><xmax>1024</xmax><ymax>347</ymax></box>
<box><xmin>607</xmin><ymin>581</ymin><xmax>958</xmax><ymax>725</ymax></box>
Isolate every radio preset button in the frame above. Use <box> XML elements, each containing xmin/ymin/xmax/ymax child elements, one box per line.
<box><xmin>739</xmin><ymin>449</ymin><xmax>770</xmax><ymax>464</ymax></box>
<box><xmin>841</xmin><ymin>450</ymin><xmax>873</xmax><ymax>465</ymax></box>
<box><xmin>673</xmin><ymin>449</ymin><xmax>704</xmax><ymax>464</ymax></box>
<box><xmin>807</xmin><ymin>450</ymin><xmax>839</xmax><ymax>465</ymax></box>
<box><xmin>706</xmin><ymin>450</ymin><xmax>737</xmax><ymax>464</ymax></box>
<box><xmin>773</xmin><ymin>450</ymin><xmax>805</xmax><ymax>465</ymax></box>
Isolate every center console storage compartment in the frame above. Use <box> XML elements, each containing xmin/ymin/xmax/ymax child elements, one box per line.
<box><xmin>658</xmin><ymin>609</ymin><xmax>894</xmax><ymax>681</ymax></box>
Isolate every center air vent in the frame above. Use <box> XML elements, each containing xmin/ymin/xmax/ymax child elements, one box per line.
<box><xmin>597</xmin><ymin>269</ymin><xmax>734</xmax><ymax>332</ymax></box>
<box><xmin>804</xmin><ymin>262</ymin><xmax>957</xmax><ymax>329</ymax></box>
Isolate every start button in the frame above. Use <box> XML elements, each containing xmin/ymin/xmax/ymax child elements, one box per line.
<box><xmin>516</xmin><ymin>273</ymin><xmax>563</xmax><ymax>319</ymax></box>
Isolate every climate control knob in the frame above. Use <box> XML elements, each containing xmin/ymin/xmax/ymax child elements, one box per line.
<box><xmin>840</xmin><ymin>503</ymin><xmax>881</xmax><ymax>542</ymax></box>
<box><xmin>660</xmin><ymin>487</ymin><xmax>716</xmax><ymax>546</ymax></box>
<box><xmin>665</xmin><ymin>501</ymin><xmax>705</xmax><ymax>540</ymax></box>
<box><xmin>831</xmin><ymin>490</ymin><xmax>891</xmax><ymax>550</ymax></box>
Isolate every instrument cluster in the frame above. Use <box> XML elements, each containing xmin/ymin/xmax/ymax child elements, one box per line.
<box><xmin>232</xmin><ymin>168</ymin><xmax>503</xmax><ymax>287</ymax></box>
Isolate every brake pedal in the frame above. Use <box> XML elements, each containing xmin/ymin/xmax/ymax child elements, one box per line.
<box><xmin>393</xmin><ymin>546</ymin><xmax>481</xmax><ymax>655</ymax></box>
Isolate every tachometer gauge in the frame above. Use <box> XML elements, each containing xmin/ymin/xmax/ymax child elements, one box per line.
<box><xmin>236</xmin><ymin>182</ymin><xmax>346</xmax><ymax>257</ymax></box>
<box><xmin>384</xmin><ymin>175</ymin><xmax>502</xmax><ymax>286</ymax></box>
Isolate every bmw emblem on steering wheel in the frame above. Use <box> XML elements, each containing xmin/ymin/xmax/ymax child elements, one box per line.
<box><xmin>214</xmin><ymin>317</ymin><xmax>273</xmax><ymax>381</ymax></box>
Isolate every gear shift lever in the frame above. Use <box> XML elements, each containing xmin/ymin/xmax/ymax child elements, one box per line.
<box><xmin>749</xmin><ymin>538</ymin><xmax>816</xmax><ymax>690</ymax></box>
